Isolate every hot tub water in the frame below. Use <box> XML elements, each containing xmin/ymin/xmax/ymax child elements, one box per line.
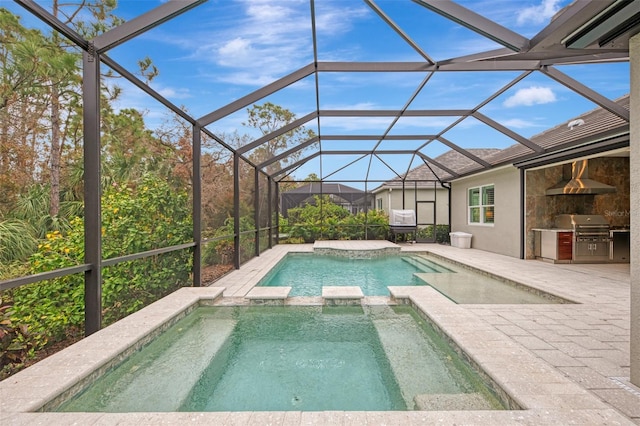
<box><xmin>57</xmin><ymin>306</ymin><xmax>504</xmax><ymax>412</ymax></box>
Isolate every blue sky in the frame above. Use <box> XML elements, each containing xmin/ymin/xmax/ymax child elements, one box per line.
<box><xmin>7</xmin><ymin>0</ymin><xmax>631</xmax><ymax>183</ymax></box>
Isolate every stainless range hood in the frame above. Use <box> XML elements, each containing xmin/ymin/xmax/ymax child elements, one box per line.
<box><xmin>545</xmin><ymin>159</ymin><xmax>616</xmax><ymax>195</ymax></box>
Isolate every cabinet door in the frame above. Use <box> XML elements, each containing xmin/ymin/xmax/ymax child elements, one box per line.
<box><xmin>557</xmin><ymin>232</ymin><xmax>573</xmax><ymax>260</ymax></box>
<box><xmin>591</xmin><ymin>241</ymin><xmax>609</xmax><ymax>257</ymax></box>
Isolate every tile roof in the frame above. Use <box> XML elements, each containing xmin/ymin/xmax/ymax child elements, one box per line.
<box><xmin>485</xmin><ymin>94</ymin><xmax>630</xmax><ymax>166</ymax></box>
<box><xmin>376</xmin><ymin>148</ymin><xmax>501</xmax><ymax>190</ymax></box>
<box><xmin>377</xmin><ymin>94</ymin><xmax>629</xmax><ymax>188</ymax></box>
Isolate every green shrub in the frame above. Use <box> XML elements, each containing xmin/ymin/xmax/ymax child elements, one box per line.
<box><xmin>202</xmin><ymin>215</ymin><xmax>256</xmax><ymax>266</ymax></box>
<box><xmin>0</xmin><ymin>294</ymin><xmax>46</xmax><ymax>379</ymax></box>
<box><xmin>8</xmin><ymin>174</ymin><xmax>193</xmax><ymax>355</ymax></box>
<box><xmin>285</xmin><ymin>197</ymin><xmax>389</xmax><ymax>242</ymax></box>
<box><xmin>278</xmin><ymin>215</ymin><xmax>289</xmax><ymax>235</ymax></box>
<box><xmin>0</xmin><ymin>219</ymin><xmax>37</xmax><ymax>263</ymax></box>
<box><xmin>416</xmin><ymin>224</ymin><xmax>450</xmax><ymax>243</ymax></box>
<box><xmin>362</xmin><ymin>209</ymin><xmax>390</xmax><ymax>240</ymax></box>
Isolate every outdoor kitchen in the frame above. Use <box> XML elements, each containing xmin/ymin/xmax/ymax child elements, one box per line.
<box><xmin>527</xmin><ymin>156</ymin><xmax>630</xmax><ymax>264</ymax></box>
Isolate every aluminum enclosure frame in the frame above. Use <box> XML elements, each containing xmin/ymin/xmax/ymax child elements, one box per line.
<box><xmin>7</xmin><ymin>0</ymin><xmax>635</xmax><ymax>338</ymax></box>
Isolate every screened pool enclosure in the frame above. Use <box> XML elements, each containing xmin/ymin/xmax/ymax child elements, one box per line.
<box><xmin>1</xmin><ymin>0</ymin><xmax>633</xmax><ymax>339</ymax></box>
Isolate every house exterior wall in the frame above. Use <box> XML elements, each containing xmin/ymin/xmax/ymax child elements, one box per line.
<box><xmin>450</xmin><ymin>166</ymin><xmax>521</xmax><ymax>257</ymax></box>
<box><xmin>373</xmin><ymin>186</ymin><xmax>449</xmax><ymax>225</ymax></box>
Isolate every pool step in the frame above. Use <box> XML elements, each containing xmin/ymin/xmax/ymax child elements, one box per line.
<box><xmin>74</xmin><ymin>317</ymin><xmax>236</xmax><ymax>412</ymax></box>
<box><xmin>372</xmin><ymin>305</ymin><xmax>492</xmax><ymax>410</ymax></box>
<box><xmin>402</xmin><ymin>255</ymin><xmax>453</xmax><ymax>273</ymax></box>
<box><xmin>245</xmin><ymin>286</ymin><xmax>291</xmax><ymax>305</ymax></box>
<box><xmin>414</xmin><ymin>393</ymin><xmax>495</xmax><ymax>410</ymax></box>
<box><xmin>322</xmin><ymin>286</ymin><xmax>364</xmax><ymax>306</ymax></box>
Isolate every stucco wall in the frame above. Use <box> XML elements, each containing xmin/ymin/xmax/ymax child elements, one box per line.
<box><xmin>450</xmin><ymin>166</ymin><xmax>521</xmax><ymax>257</ymax></box>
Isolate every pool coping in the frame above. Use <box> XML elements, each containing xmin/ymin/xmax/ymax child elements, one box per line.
<box><xmin>0</xmin><ymin>243</ymin><xmax>633</xmax><ymax>425</ymax></box>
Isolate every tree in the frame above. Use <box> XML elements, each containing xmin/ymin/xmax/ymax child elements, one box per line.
<box><xmin>0</xmin><ymin>8</ymin><xmax>73</xmax><ymax>214</ymax></box>
<box><xmin>304</xmin><ymin>173</ymin><xmax>320</xmax><ymax>181</ymax></box>
<box><xmin>45</xmin><ymin>0</ymin><xmax>124</xmax><ymax>218</ymax></box>
<box><xmin>1</xmin><ymin>4</ymin><xmax>158</xmax><ymax>218</ymax></box>
<box><xmin>243</xmin><ymin>102</ymin><xmax>316</xmax><ymax>175</ymax></box>
<box><xmin>238</xmin><ymin>103</ymin><xmax>317</xmax><ymax>232</ymax></box>
<box><xmin>100</xmin><ymin>108</ymin><xmax>159</xmax><ymax>184</ymax></box>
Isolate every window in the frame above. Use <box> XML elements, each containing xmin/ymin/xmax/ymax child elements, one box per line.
<box><xmin>377</xmin><ymin>198</ymin><xmax>382</xmax><ymax>210</ymax></box>
<box><xmin>468</xmin><ymin>184</ymin><xmax>494</xmax><ymax>225</ymax></box>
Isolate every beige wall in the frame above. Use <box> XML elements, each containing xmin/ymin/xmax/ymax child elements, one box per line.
<box><xmin>450</xmin><ymin>166</ymin><xmax>521</xmax><ymax>257</ymax></box>
<box><xmin>374</xmin><ymin>186</ymin><xmax>450</xmax><ymax>225</ymax></box>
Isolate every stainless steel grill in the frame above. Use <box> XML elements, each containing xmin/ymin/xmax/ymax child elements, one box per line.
<box><xmin>555</xmin><ymin>214</ymin><xmax>610</xmax><ymax>262</ymax></box>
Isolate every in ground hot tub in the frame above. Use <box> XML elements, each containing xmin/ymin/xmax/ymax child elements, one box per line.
<box><xmin>55</xmin><ymin>305</ymin><xmax>505</xmax><ymax>412</ymax></box>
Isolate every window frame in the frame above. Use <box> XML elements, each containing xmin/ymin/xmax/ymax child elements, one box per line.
<box><xmin>468</xmin><ymin>184</ymin><xmax>495</xmax><ymax>226</ymax></box>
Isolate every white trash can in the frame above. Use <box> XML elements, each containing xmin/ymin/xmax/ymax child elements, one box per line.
<box><xmin>449</xmin><ymin>232</ymin><xmax>472</xmax><ymax>249</ymax></box>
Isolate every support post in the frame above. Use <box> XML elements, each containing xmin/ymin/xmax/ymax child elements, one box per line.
<box><xmin>267</xmin><ymin>176</ymin><xmax>273</xmax><ymax>248</ymax></box>
<box><xmin>275</xmin><ymin>183</ymin><xmax>280</xmax><ymax>244</ymax></box>
<box><xmin>629</xmin><ymin>33</ymin><xmax>640</xmax><ymax>387</ymax></box>
<box><xmin>520</xmin><ymin>167</ymin><xmax>525</xmax><ymax>260</ymax></box>
<box><xmin>233</xmin><ymin>153</ymin><xmax>240</xmax><ymax>269</ymax></box>
<box><xmin>192</xmin><ymin>124</ymin><xmax>202</xmax><ymax>286</ymax></box>
<box><xmin>254</xmin><ymin>167</ymin><xmax>260</xmax><ymax>257</ymax></box>
<box><xmin>364</xmin><ymin>180</ymin><xmax>369</xmax><ymax>240</ymax></box>
<box><xmin>320</xmin><ymin>183</ymin><xmax>324</xmax><ymax>239</ymax></box>
<box><xmin>82</xmin><ymin>48</ymin><xmax>102</xmax><ymax>336</ymax></box>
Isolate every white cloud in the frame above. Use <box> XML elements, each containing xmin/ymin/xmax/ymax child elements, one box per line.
<box><xmin>188</xmin><ymin>0</ymin><xmax>368</xmax><ymax>86</ymax></box>
<box><xmin>313</xmin><ymin>3</ymin><xmax>369</xmax><ymax>35</ymax></box>
<box><xmin>215</xmin><ymin>71</ymin><xmax>287</xmax><ymax>87</ymax></box>
<box><xmin>156</xmin><ymin>85</ymin><xmax>191</xmax><ymax>100</ymax></box>
<box><xmin>195</xmin><ymin>3</ymin><xmax>311</xmax><ymax>83</ymax></box>
<box><xmin>499</xmin><ymin>118</ymin><xmax>543</xmax><ymax>129</ymax></box>
<box><xmin>516</xmin><ymin>0</ymin><xmax>562</xmax><ymax>26</ymax></box>
<box><xmin>319</xmin><ymin>116</ymin><xmax>394</xmax><ymax>132</ymax></box>
<box><xmin>217</xmin><ymin>38</ymin><xmax>256</xmax><ymax>67</ymax></box>
<box><xmin>245</xmin><ymin>2</ymin><xmax>291</xmax><ymax>22</ymax></box>
<box><xmin>503</xmin><ymin>86</ymin><xmax>557</xmax><ymax>107</ymax></box>
<box><xmin>394</xmin><ymin>116</ymin><xmax>459</xmax><ymax>130</ymax></box>
<box><xmin>322</xmin><ymin>102</ymin><xmax>378</xmax><ymax>110</ymax></box>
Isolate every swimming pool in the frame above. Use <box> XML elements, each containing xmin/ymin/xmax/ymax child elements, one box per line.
<box><xmin>1</xmin><ymin>252</ymin><xmax>612</xmax><ymax>424</ymax></box>
<box><xmin>258</xmin><ymin>254</ymin><xmax>449</xmax><ymax>296</ymax></box>
<box><xmin>56</xmin><ymin>305</ymin><xmax>504</xmax><ymax>412</ymax></box>
<box><xmin>259</xmin><ymin>253</ymin><xmax>568</xmax><ymax>304</ymax></box>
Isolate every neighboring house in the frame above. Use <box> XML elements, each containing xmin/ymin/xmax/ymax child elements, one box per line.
<box><xmin>448</xmin><ymin>95</ymin><xmax>630</xmax><ymax>258</ymax></box>
<box><xmin>372</xmin><ymin>148</ymin><xmax>500</xmax><ymax>231</ymax></box>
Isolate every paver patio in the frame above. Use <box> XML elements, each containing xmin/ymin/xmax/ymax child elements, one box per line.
<box><xmin>1</xmin><ymin>241</ymin><xmax>638</xmax><ymax>425</ymax></box>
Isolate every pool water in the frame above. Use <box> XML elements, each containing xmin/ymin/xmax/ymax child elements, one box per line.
<box><xmin>415</xmin><ymin>254</ymin><xmax>568</xmax><ymax>304</ymax></box>
<box><xmin>259</xmin><ymin>253</ymin><xmax>567</xmax><ymax>304</ymax></box>
<box><xmin>57</xmin><ymin>306</ymin><xmax>504</xmax><ymax>412</ymax></box>
<box><xmin>258</xmin><ymin>254</ymin><xmax>449</xmax><ymax>296</ymax></box>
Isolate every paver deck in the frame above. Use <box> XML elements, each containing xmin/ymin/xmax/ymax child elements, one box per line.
<box><xmin>1</xmin><ymin>241</ymin><xmax>638</xmax><ymax>425</ymax></box>
<box><xmin>407</xmin><ymin>243</ymin><xmax>638</xmax><ymax>423</ymax></box>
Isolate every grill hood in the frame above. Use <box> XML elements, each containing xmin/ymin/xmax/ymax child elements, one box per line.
<box><xmin>545</xmin><ymin>160</ymin><xmax>616</xmax><ymax>195</ymax></box>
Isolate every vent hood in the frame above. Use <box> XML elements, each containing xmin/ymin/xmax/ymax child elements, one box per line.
<box><xmin>545</xmin><ymin>160</ymin><xmax>616</xmax><ymax>195</ymax></box>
